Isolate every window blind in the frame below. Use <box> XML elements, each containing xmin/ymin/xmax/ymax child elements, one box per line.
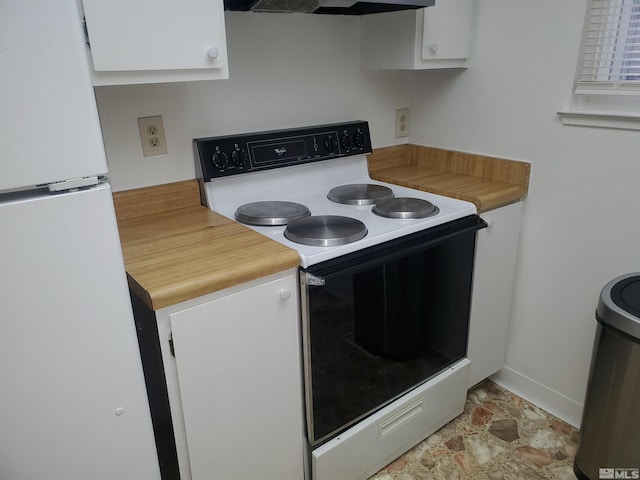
<box><xmin>576</xmin><ymin>0</ymin><xmax>640</xmax><ymax>94</ymax></box>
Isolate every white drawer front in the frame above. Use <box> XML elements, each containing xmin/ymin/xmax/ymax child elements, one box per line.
<box><xmin>312</xmin><ymin>358</ymin><xmax>470</xmax><ymax>480</ymax></box>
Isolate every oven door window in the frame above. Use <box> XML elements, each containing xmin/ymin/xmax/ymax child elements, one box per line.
<box><xmin>302</xmin><ymin>215</ymin><xmax>484</xmax><ymax>446</ymax></box>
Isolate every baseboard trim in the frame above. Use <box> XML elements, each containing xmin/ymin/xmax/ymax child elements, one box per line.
<box><xmin>490</xmin><ymin>367</ymin><xmax>583</xmax><ymax>428</ymax></box>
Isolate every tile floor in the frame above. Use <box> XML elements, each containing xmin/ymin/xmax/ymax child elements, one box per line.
<box><xmin>369</xmin><ymin>381</ymin><xmax>579</xmax><ymax>480</ymax></box>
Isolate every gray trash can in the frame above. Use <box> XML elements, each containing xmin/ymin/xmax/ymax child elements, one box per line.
<box><xmin>574</xmin><ymin>273</ymin><xmax>640</xmax><ymax>480</ymax></box>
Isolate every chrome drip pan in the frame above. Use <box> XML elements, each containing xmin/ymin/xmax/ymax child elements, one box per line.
<box><xmin>284</xmin><ymin>215</ymin><xmax>367</xmax><ymax>246</ymax></box>
<box><xmin>372</xmin><ymin>197</ymin><xmax>439</xmax><ymax>219</ymax></box>
<box><xmin>235</xmin><ymin>201</ymin><xmax>310</xmax><ymax>226</ymax></box>
<box><xmin>327</xmin><ymin>183</ymin><xmax>394</xmax><ymax>206</ymax></box>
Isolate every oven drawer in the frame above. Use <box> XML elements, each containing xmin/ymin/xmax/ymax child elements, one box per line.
<box><xmin>311</xmin><ymin>358</ymin><xmax>470</xmax><ymax>480</ymax></box>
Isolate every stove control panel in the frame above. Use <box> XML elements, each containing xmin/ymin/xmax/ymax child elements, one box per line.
<box><xmin>195</xmin><ymin>121</ymin><xmax>372</xmax><ymax>180</ymax></box>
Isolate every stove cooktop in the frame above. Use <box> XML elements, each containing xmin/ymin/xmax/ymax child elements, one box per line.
<box><xmin>200</xmin><ymin>158</ymin><xmax>475</xmax><ymax>267</ymax></box>
<box><xmin>195</xmin><ymin>122</ymin><xmax>477</xmax><ymax>267</ymax></box>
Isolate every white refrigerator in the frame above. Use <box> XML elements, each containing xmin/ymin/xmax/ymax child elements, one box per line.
<box><xmin>0</xmin><ymin>1</ymin><xmax>161</xmax><ymax>479</ymax></box>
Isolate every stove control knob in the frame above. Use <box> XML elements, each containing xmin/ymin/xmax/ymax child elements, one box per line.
<box><xmin>212</xmin><ymin>147</ymin><xmax>229</xmax><ymax>170</ymax></box>
<box><xmin>231</xmin><ymin>145</ymin><xmax>247</xmax><ymax>168</ymax></box>
<box><xmin>340</xmin><ymin>133</ymin><xmax>350</xmax><ymax>150</ymax></box>
<box><xmin>354</xmin><ymin>130</ymin><xmax>365</xmax><ymax>148</ymax></box>
<box><xmin>323</xmin><ymin>136</ymin><xmax>336</xmax><ymax>153</ymax></box>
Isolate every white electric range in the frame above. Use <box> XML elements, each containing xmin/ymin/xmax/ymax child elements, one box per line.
<box><xmin>195</xmin><ymin>121</ymin><xmax>484</xmax><ymax>480</ymax></box>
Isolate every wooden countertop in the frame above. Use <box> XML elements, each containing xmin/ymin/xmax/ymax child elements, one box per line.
<box><xmin>113</xmin><ymin>180</ymin><xmax>300</xmax><ymax>311</ymax></box>
<box><xmin>368</xmin><ymin>144</ymin><xmax>530</xmax><ymax>213</ymax></box>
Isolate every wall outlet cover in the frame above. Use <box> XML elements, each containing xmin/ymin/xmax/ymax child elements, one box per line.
<box><xmin>138</xmin><ymin>115</ymin><xmax>168</xmax><ymax>157</ymax></box>
<box><xmin>395</xmin><ymin>108</ymin><xmax>409</xmax><ymax>138</ymax></box>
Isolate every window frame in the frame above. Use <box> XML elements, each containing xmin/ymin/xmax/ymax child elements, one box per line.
<box><xmin>558</xmin><ymin>0</ymin><xmax>640</xmax><ymax>130</ymax></box>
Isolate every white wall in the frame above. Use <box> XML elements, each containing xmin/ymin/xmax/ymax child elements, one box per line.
<box><xmin>409</xmin><ymin>0</ymin><xmax>640</xmax><ymax>426</ymax></box>
<box><xmin>96</xmin><ymin>12</ymin><xmax>410</xmax><ymax>191</ymax></box>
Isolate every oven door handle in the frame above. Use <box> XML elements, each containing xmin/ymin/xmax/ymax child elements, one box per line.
<box><xmin>304</xmin><ymin>272</ymin><xmax>326</xmax><ymax>286</ymax></box>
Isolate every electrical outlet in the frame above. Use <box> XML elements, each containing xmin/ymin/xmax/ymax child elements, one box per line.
<box><xmin>138</xmin><ymin>115</ymin><xmax>168</xmax><ymax>157</ymax></box>
<box><xmin>395</xmin><ymin>108</ymin><xmax>410</xmax><ymax>138</ymax></box>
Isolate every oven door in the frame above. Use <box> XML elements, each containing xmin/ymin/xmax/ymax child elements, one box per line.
<box><xmin>300</xmin><ymin>215</ymin><xmax>486</xmax><ymax>446</ymax></box>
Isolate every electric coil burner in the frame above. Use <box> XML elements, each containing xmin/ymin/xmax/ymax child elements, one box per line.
<box><xmin>234</xmin><ymin>200</ymin><xmax>310</xmax><ymax>225</ymax></box>
<box><xmin>372</xmin><ymin>196</ymin><xmax>439</xmax><ymax>219</ymax></box>
<box><xmin>194</xmin><ymin>121</ymin><xmax>485</xmax><ymax>480</ymax></box>
<box><xmin>327</xmin><ymin>183</ymin><xmax>393</xmax><ymax>205</ymax></box>
<box><xmin>284</xmin><ymin>215</ymin><xmax>367</xmax><ymax>246</ymax></box>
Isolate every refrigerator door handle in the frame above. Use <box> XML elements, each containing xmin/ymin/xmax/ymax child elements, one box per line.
<box><xmin>47</xmin><ymin>176</ymin><xmax>99</xmax><ymax>192</ymax></box>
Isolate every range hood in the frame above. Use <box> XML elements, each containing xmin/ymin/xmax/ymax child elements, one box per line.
<box><xmin>224</xmin><ymin>0</ymin><xmax>434</xmax><ymax>15</ymax></box>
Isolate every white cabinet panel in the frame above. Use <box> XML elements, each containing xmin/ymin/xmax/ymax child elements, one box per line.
<box><xmin>82</xmin><ymin>0</ymin><xmax>228</xmax><ymax>85</ymax></box>
<box><xmin>361</xmin><ymin>9</ymin><xmax>419</xmax><ymax>70</ymax></box>
<box><xmin>361</xmin><ymin>0</ymin><xmax>473</xmax><ymax>70</ymax></box>
<box><xmin>168</xmin><ymin>274</ymin><xmax>304</xmax><ymax>480</ymax></box>
<box><xmin>467</xmin><ymin>202</ymin><xmax>523</xmax><ymax>388</ymax></box>
<box><xmin>420</xmin><ymin>0</ymin><xmax>472</xmax><ymax>65</ymax></box>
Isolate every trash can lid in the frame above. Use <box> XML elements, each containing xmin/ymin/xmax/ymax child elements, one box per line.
<box><xmin>596</xmin><ymin>273</ymin><xmax>640</xmax><ymax>340</ymax></box>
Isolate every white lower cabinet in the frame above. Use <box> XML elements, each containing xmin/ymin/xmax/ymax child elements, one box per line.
<box><xmin>157</xmin><ymin>270</ymin><xmax>305</xmax><ymax>480</ymax></box>
<box><xmin>467</xmin><ymin>202</ymin><xmax>524</xmax><ymax>388</ymax></box>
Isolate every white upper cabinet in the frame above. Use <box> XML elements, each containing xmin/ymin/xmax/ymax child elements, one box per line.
<box><xmin>361</xmin><ymin>0</ymin><xmax>473</xmax><ymax>70</ymax></box>
<box><xmin>82</xmin><ymin>0</ymin><xmax>228</xmax><ymax>85</ymax></box>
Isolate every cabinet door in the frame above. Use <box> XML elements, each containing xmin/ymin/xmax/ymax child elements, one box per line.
<box><xmin>419</xmin><ymin>0</ymin><xmax>473</xmax><ymax>67</ymax></box>
<box><xmin>82</xmin><ymin>0</ymin><xmax>228</xmax><ymax>84</ymax></box>
<box><xmin>361</xmin><ymin>1</ymin><xmax>473</xmax><ymax>70</ymax></box>
<box><xmin>467</xmin><ymin>202</ymin><xmax>523</xmax><ymax>388</ymax></box>
<box><xmin>168</xmin><ymin>275</ymin><xmax>304</xmax><ymax>480</ymax></box>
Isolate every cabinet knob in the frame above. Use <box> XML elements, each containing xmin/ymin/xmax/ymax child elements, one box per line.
<box><xmin>280</xmin><ymin>289</ymin><xmax>292</xmax><ymax>301</ymax></box>
<box><xmin>207</xmin><ymin>47</ymin><xmax>219</xmax><ymax>59</ymax></box>
<box><xmin>430</xmin><ymin>43</ymin><xmax>439</xmax><ymax>54</ymax></box>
